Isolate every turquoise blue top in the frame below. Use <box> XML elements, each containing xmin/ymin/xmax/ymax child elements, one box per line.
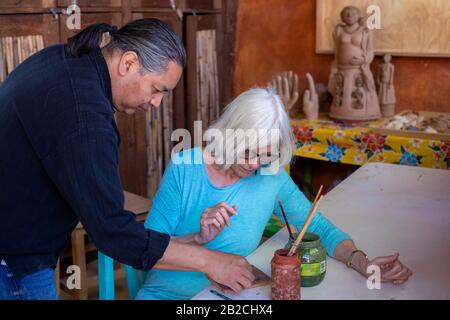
<box><xmin>137</xmin><ymin>148</ymin><xmax>351</xmax><ymax>300</ymax></box>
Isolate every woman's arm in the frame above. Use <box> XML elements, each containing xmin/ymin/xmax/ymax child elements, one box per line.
<box><xmin>333</xmin><ymin>239</ymin><xmax>369</xmax><ymax>276</ymax></box>
<box><xmin>333</xmin><ymin>239</ymin><xmax>412</xmax><ymax>284</ymax></box>
<box><xmin>274</xmin><ymin>171</ymin><xmax>352</xmax><ymax>258</ymax></box>
<box><xmin>275</xmin><ymin>171</ymin><xmax>412</xmax><ymax>284</ymax></box>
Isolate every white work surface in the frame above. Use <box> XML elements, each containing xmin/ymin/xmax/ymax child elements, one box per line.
<box><xmin>193</xmin><ymin>163</ymin><xmax>450</xmax><ymax>300</ymax></box>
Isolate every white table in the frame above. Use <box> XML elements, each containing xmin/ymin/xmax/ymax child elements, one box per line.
<box><xmin>193</xmin><ymin>163</ymin><xmax>450</xmax><ymax>300</ymax></box>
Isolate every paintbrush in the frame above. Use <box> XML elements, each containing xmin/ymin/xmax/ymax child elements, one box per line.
<box><xmin>288</xmin><ymin>195</ymin><xmax>323</xmax><ymax>256</ymax></box>
<box><xmin>277</xmin><ymin>197</ymin><xmax>294</xmax><ymax>239</ymax></box>
<box><xmin>287</xmin><ymin>185</ymin><xmax>324</xmax><ymax>256</ymax></box>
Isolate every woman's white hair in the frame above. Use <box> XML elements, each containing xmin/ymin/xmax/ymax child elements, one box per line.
<box><xmin>204</xmin><ymin>87</ymin><xmax>296</xmax><ymax>173</ymax></box>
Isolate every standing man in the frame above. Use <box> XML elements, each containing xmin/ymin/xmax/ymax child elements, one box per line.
<box><xmin>0</xmin><ymin>19</ymin><xmax>254</xmax><ymax>300</ymax></box>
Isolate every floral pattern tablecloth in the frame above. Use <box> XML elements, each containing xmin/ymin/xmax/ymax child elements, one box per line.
<box><xmin>291</xmin><ymin>119</ymin><xmax>450</xmax><ymax>169</ymax></box>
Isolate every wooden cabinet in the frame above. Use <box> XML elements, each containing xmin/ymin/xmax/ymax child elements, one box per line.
<box><xmin>180</xmin><ymin>0</ymin><xmax>222</xmax><ymax>11</ymax></box>
<box><xmin>131</xmin><ymin>0</ymin><xmax>172</xmax><ymax>9</ymax></box>
<box><xmin>0</xmin><ymin>0</ymin><xmax>237</xmax><ymax>199</ymax></box>
<box><xmin>131</xmin><ymin>11</ymin><xmax>184</xmax><ymax>128</ymax></box>
<box><xmin>0</xmin><ymin>0</ymin><xmax>55</xmax><ymax>12</ymax></box>
<box><xmin>57</xmin><ymin>0</ymin><xmax>122</xmax><ymax>8</ymax></box>
<box><xmin>131</xmin><ymin>0</ymin><xmax>221</xmax><ymax>11</ymax></box>
<box><xmin>0</xmin><ymin>0</ymin><xmax>54</xmax><ymax>8</ymax></box>
<box><xmin>114</xmin><ymin>11</ymin><xmax>185</xmax><ymax>197</ymax></box>
<box><xmin>186</xmin><ymin>14</ymin><xmax>223</xmax><ymax>133</ymax></box>
<box><xmin>0</xmin><ymin>14</ymin><xmax>59</xmax><ymax>46</ymax></box>
<box><xmin>59</xmin><ymin>12</ymin><xmax>123</xmax><ymax>41</ymax></box>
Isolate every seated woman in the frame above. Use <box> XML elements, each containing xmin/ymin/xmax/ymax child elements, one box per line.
<box><xmin>136</xmin><ymin>88</ymin><xmax>412</xmax><ymax>300</ymax></box>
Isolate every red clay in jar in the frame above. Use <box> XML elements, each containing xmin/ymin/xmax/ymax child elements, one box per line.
<box><xmin>271</xmin><ymin>248</ymin><xmax>301</xmax><ymax>300</ymax></box>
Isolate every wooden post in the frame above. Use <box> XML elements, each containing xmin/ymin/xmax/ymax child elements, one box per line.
<box><xmin>71</xmin><ymin>230</ymin><xmax>88</xmax><ymax>300</ymax></box>
<box><xmin>54</xmin><ymin>259</ymin><xmax>60</xmax><ymax>298</ymax></box>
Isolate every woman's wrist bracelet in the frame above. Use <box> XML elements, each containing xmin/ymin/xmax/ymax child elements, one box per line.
<box><xmin>346</xmin><ymin>249</ymin><xmax>368</xmax><ymax>270</ymax></box>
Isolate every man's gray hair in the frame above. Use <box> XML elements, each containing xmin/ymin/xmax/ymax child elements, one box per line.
<box><xmin>66</xmin><ymin>19</ymin><xmax>186</xmax><ymax>74</ymax></box>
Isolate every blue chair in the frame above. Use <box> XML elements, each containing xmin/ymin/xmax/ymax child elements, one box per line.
<box><xmin>98</xmin><ymin>252</ymin><xmax>148</xmax><ymax>300</ymax></box>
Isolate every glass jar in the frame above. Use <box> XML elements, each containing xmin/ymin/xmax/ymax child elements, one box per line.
<box><xmin>285</xmin><ymin>232</ymin><xmax>327</xmax><ymax>287</ymax></box>
<box><xmin>271</xmin><ymin>249</ymin><xmax>300</xmax><ymax>300</ymax></box>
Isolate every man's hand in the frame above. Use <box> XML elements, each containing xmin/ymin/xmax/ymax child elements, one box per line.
<box><xmin>195</xmin><ymin>202</ymin><xmax>237</xmax><ymax>245</ymax></box>
<box><xmin>204</xmin><ymin>251</ymin><xmax>255</xmax><ymax>293</ymax></box>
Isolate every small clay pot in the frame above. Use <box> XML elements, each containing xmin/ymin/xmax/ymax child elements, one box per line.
<box><xmin>271</xmin><ymin>249</ymin><xmax>300</xmax><ymax>300</ymax></box>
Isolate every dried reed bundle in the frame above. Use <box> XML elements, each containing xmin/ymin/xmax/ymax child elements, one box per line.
<box><xmin>196</xmin><ymin>30</ymin><xmax>220</xmax><ymax>130</ymax></box>
<box><xmin>0</xmin><ymin>34</ymin><xmax>44</xmax><ymax>84</ymax></box>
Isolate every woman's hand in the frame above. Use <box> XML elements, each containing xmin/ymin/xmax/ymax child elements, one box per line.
<box><xmin>195</xmin><ymin>202</ymin><xmax>237</xmax><ymax>245</ymax></box>
<box><xmin>365</xmin><ymin>253</ymin><xmax>413</xmax><ymax>284</ymax></box>
<box><xmin>334</xmin><ymin>241</ymin><xmax>412</xmax><ymax>285</ymax></box>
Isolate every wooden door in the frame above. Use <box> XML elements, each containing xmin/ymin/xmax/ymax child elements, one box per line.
<box><xmin>131</xmin><ymin>0</ymin><xmax>172</xmax><ymax>9</ymax></box>
<box><xmin>57</xmin><ymin>0</ymin><xmax>123</xmax><ymax>11</ymax></box>
<box><xmin>59</xmin><ymin>12</ymin><xmax>123</xmax><ymax>42</ymax></box>
<box><xmin>0</xmin><ymin>14</ymin><xmax>60</xmax><ymax>82</ymax></box>
<box><xmin>185</xmin><ymin>14</ymin><xmax>223</xmax><ymax>134</ymax></box>
<box><xmin>0</xmin><ymin>0</ymin><xmax>55</xmax><ymax>12</ymax></box>
<box><xmin>131</xmin><ymin>0</ymin><xmax>221</xmax><ymax>11</ymax></box>
<box><xmin>115</xmin><ymin>12</ymin><xmax>183</xmax><ymax>197</ymax></box>
<box><xmin>179</xmin><ymin>0</ymin><xmax>221</xmax><ymax>11</ymax></box>
<box><xmin>0</xmin><ymin>14</ymin><xmax>59</xmax><ymax>45</ymax></box>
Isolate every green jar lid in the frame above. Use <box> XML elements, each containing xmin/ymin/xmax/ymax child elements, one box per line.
<box><xmin>288</xmin><ymin>232</ymin><xmax>322</xmax><ymax>248</ymax></box>
<box><xmin>299</xmin><ymin>232</ymin><xmax>321</xmax><ymax>249</ymax></box>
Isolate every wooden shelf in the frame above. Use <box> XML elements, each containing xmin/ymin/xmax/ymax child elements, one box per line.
<box><xmin>131</xmin><ymin>0</ymin><xmax>221</xmax><ymax>11</ymax></box>
<box><xmin>57</xmin><ymin>0</ymin><xmax>123</xmax><ymax>9</ymax></box>
<box><xmin>0</xmin><ymin>8</ymin><xmax>53</xmax><ymax>14</ymax></box>
<box><xmin>131</xmin><ymin>8</ymin><xmax>221</xmax><ymax>14</ymax></box>
<box><xmin>60</xmin><ymin>7</ymin><xmax>124</xmax><ymax>12</ymax></box>
<box><xmin>0</xmin><ymin>7</ymin><xmax>122</xmax><ymax>15</ymax></box>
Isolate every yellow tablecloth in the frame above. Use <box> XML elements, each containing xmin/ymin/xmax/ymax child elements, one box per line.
<box><xmin>291</xmin><ymin>118</ymin><xmax>450</xmax><ymax>170</ymax></box>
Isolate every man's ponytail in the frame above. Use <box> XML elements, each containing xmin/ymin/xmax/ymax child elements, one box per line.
<box><xmin>66</xmin><ymin>23</ymin><xmax>117</xmax><ymax>57</ymax></box>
